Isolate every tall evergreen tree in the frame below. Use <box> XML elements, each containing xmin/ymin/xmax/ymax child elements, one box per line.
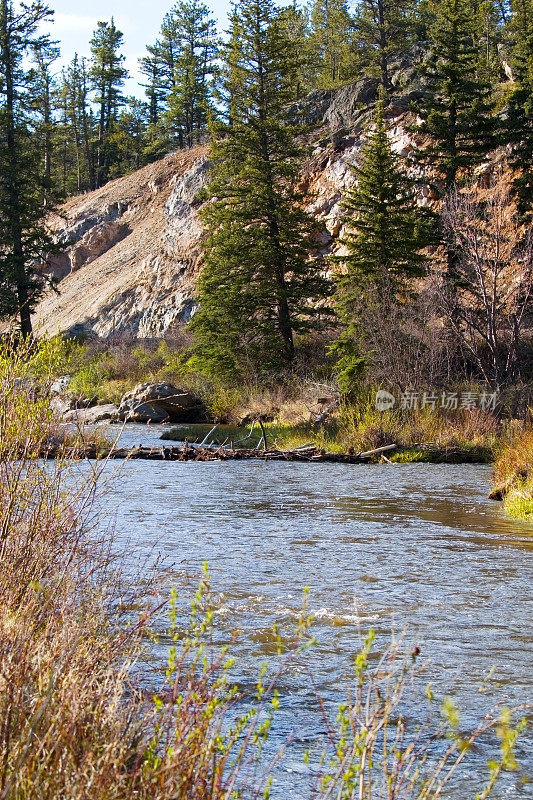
<box><xmin>189</xmin><ymin>0</ymin><xmax>331</xmax><ymax>379</ymax></box>
<box><xmin>139</xmin><ymin>49</ymin><xmax>168</xmax><ymax>126</ymax></box>
<box><xmin>333</xmin><ymin>99</ymin><xmax>432</xmax><ymax>390</ymax></box>
<box><xmin>310</xmin><ymin>0</ymin><xmax>355</xmax><ymax>87</ymax></box>
<box><xmin>415</xmin><ymin>0</ymin><xmax>495</xmax><ymax>191</ymax></box>
<box><xmin>0</xmin><ymin>0</ymin><xmax>59</xmax><ymax>335</ymax></box>
<box><xmin>353</xmin><ymin>0</ymin><xmax>418</xmax><ymax>94</ymax></box>
<box><xmin>166</xmin><ymin>0</ymin><xmax>218</xmax><ymax>148</ymax></box>
<box><xmin>505</xmin><ymin>0</ymin><xmax>533</xmax><ymax>215</ymax></box>
<box><xmin>60</xmin><ymin>55</ymin><xmax>95</xmax><ymax>193</ymax></box>
<box><xmin>278</xmin><ymin>1</ymin><xmax>314</xmax><ymax>100</ymax></box>
<box><xmin>30</xmin><ymin>39</ymin><xmax>59</xmax><ymax>195</ymax></box>
<box><xmin>90</xmin><ymin>18</ymin><xmax>128</xmax><ymax>188</ymax></box>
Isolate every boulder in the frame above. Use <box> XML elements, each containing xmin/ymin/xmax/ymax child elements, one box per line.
<box><xmin>63</xmin><ymin>404</ymin><xmax>119</xmax><ymax>425</ymax></box>
<box><xmin>118</xmin><ymin>382</ymin><xmax>204</xmax><ymax>423</ymax></box>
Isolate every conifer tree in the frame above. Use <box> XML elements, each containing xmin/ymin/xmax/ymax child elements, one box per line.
<box><xmin>90</xmin><ymin>18</ymin><xmax>128</xmax><ymax>188</ymax></box>
<box><xmin>189</xmin><ymin>0</ymin><xmax>331</xmax><ymax>380</ymax></box>
<box><xmin>166</xmin><ymin>0</ymin><xmax>218</xmax><ymax>148</ymax></box>
<box><xmin>139</xmin><ymin>49</ymin><xmax>168</xmax><ymax>126</ymax></box>
<box><xmin>333</xmin><ymin>99</ymin><xmax>432</xmax><ymax>390</ymax></box>
<box><xmin>278</xmin><ymin>1</ymin><xmax>314</xmax><ymax>99</ymax></box>
<box><xmin>353</xmin><ymin>0</ymin><xmax>417</xmax><ymax>94</ymax></box>
<box><xmin>415</xmin><ymin>0</ymin><xmax>495</xmax><ymax>191</ymax></box>
<box><xmin>0</xmin><ymin>0</ymin><xmax>59</xmax><ymax>335</ymax></box>
<box><xmin>30</xmin><ymin>39</ymin><xmax>59</xmax><ymax>194</ymax></box>
<box><xmin>506</xmin><ymin>0</ymin><xmax>533</xmax><ymax>215</ymax></box>
<box><xmin>310</xmin><ymin>0</ymin><xmax>355</xmax><ymax>87</ymax></box>
<box><xmin>60</xmin><ymin>55</ymin><xmax>96</xmax><ymax>192</ymax></box>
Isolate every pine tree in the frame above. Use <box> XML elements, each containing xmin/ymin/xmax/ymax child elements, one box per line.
<box><xmin>166</xmin><ymin>0</ymin><xmax>218</xmax><ymax>148</ymax></box>
<box><xmin>107</xmin><ymin>98</ymin><xmax>149</xmax><ymax>176</ymax></box>
<box><xmin>278</xmin><ymin>1</ymin><xmax>314</xmax><ymax>100</ymax></box>
<box><xmin>415</xmin><ymin>0</ymin><xmax>495</xmax><ymax>191</ymax></box>
<box><xmin>310</xmin><ymin>0</ymin><xmax>355</xmax><ymax>88</ymax></box>
<box><xmin>189</xmin><ymin>0</ymin><xmax>331</xmax><ymax>380</ymax></box>
<box><xmin>0</xmin><ymin>0</ymin><xmax>59</xmax><ymax>335</ymax></box>
<box><xmin>353</xmin><ymin>0</ymin><xmax>417</xmax><ymax>94</ymax></box>
<box><xmin>29</xmin><ymin>38</ymin><xmax>59</xmax><ymax>195</ymax></box>
<box><xmin>332</xmin><ymin>99</ymin><xmax>433</xmax><ymax>390</ymax></box>
<box><xmin>59</xmin><ymin>55</ymin><xmax>96</xmax><ymax>193</ymax></box>
<box><xmin>139</xmin><ymin>49</ymin><xmax>168</xmax><ymax>126</ymax></box>
<box><xmin>90</xmin><ymin>18</ymin><xmax>128</xmax><ymax>188</ymax></box>
<box><xmin>505</xmin><ymin>0</ymin><xmax>533</xmax><ymax>216</ymax></box>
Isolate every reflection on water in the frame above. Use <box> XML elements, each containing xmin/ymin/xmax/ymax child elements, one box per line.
<box><xmin>95</xmin><ymin>424</ymin><xmax>532</xmax><ymax>798</ymax></box>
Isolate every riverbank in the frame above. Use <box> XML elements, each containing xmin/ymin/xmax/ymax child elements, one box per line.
<box><xmin>40</xmin><ymin>335</ymin><xmax>507</xmax><ymax>465</ymax></box>
<box><xmin>491</xmin><ymin>430</ymin><xmax>533</xmax><ymax>519</ymax></box>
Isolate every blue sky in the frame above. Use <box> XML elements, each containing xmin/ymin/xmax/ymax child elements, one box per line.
<box><xmin>43</xmin><ymin>0</ymin><xmax>233</xmax><ymax>96</ymax></box>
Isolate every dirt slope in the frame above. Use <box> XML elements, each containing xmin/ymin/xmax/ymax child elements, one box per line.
<box><xmin>36</xmin><ymin>147</ymin><xmax>208</xmax><ymax>339</ymax></box>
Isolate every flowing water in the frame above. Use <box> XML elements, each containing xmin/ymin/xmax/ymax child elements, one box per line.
<box><xmin>97</xmin><ymin>424</ymin><xmax>533</xmax><ymax>797</ymax></box>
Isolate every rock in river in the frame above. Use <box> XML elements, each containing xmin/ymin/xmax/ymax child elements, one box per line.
<box><xmin>118</xmin><ymin>382</ymin><xmax>204</xmax><ymax>423</ymax></box>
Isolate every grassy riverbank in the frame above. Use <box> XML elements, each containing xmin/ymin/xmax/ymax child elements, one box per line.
<box><xmin>0</xmin><ymin>337</ymin><xmax>530</xmax><ymax>798</ymax></box>
<box><xmin>43</xmin><ymin>335</ymin><xmax>510</xmax><ymax>463</ymax></box>
<box><xmin>492</xmin><ymin>430</ymin><xmax>533</xmax><ymax>519</ymax></box>
<box><xmin>163</xmin><ymin>407</ymin><xmax>498</xmax><ymax>463</ymax></box>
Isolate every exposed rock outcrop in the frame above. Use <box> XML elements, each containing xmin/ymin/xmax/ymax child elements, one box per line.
<box><xmin>63</xmin><ymin>404</ymin><xmax>119</xmax><ymax>425</ymax></box>
<box><xmin>36</xmin><ymin>148</ymin><xmax>208</xmax><ymax>339</ymax></box>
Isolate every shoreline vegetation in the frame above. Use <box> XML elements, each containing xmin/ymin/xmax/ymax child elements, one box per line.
<box><xmin>491</xmin><ymin>430</ymin><xmax>533</xmax><ymax>518</ymax></box>
<box><xmin>29</xmin><ymin>335</ymin><xmax>532</xmax><ymax>517</ymax></box>
<box><xmin>1</xmin><ymin>329</ymin><xmax>531</xmax><ymax>799</ymax></box>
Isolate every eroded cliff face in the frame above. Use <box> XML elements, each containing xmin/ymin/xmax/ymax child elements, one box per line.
<box><xmin>36</xmin><ymin>148</ymin><xmax>208</xmax><ymax>339</ymax></box>
<box><xmin>34</xmin><ymin>80</ymin><xmax>433</xmax><ymax>339</ymax></box>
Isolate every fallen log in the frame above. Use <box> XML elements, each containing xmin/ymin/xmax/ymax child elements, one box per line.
<box><xmin>38</xmin><ymin>442</ymin><xmax>398</xmax><ymax>464</ymax></box>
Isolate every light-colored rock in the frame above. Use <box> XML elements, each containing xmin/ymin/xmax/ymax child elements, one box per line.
<box><xmin>51</xmin><ymin>375</ymin><xmax>72</xmax><ymax>394</ymax></box>
<box><xmin>63</xmin><ymin>404</ymin><xmax>119</xmax><ymax>424</ymax></box>
<box><xmin>34</xmin><ymin>148</ymin><xmax>208</xmax><ymax>339</ymax></box>
<box><xmin>70</xmin><ymin>221</ymin><xmax>130</xmax><ymax>271</ymax></box>
<box><xmin>118</xmin><ymin>382</ymin><xmax>204</xmax><ymax>423</ymax></box>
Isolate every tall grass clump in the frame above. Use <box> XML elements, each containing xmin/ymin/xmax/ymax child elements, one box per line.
<box><xmin>493</xmin><ymin>426</ymin><xmax>533</xmax><ymax>518</ymax></box>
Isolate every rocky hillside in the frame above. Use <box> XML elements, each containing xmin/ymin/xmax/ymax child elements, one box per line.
<box><xmin>37</xmin><ymin>147</ymin><xmax>208</xmax><ymax>339</ymax></box>
<box><xmin>34</xmin><ymin>75</ymin><xmax>487</xmax><ymax>340</ymax></box>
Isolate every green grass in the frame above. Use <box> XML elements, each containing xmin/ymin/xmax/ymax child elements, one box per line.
<box><xmin>503</xmin><ymin>479</ymin><xmax>533</xmax><ymax>519</ymax></box>
<box><xmin>493</xmin><ymin>429</ymin><xmax>533</xmax><ymax>519</ymax></box>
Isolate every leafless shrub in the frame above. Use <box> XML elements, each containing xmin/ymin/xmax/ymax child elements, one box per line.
<box><xmin>441</xmin><ymin>188</ymin><xmax>533</xmax><ymax>388</ymax></box>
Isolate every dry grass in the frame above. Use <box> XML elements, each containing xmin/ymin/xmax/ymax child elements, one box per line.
<box><xmin>0</xmin><ymin>338</ymin><xmax>294</xmax><ymax>800</ymax></box>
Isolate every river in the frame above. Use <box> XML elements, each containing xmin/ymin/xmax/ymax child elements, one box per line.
<box><xmin>96</xmin><ymin>424</ymin><xmax>533</xmax><ymax>798</ymax></box>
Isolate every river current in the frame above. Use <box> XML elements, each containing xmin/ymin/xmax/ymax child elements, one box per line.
<box><xmin>94</xmin><ymin>424</ymin><xmax>532</xmax><ymax>798</ymax></box>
